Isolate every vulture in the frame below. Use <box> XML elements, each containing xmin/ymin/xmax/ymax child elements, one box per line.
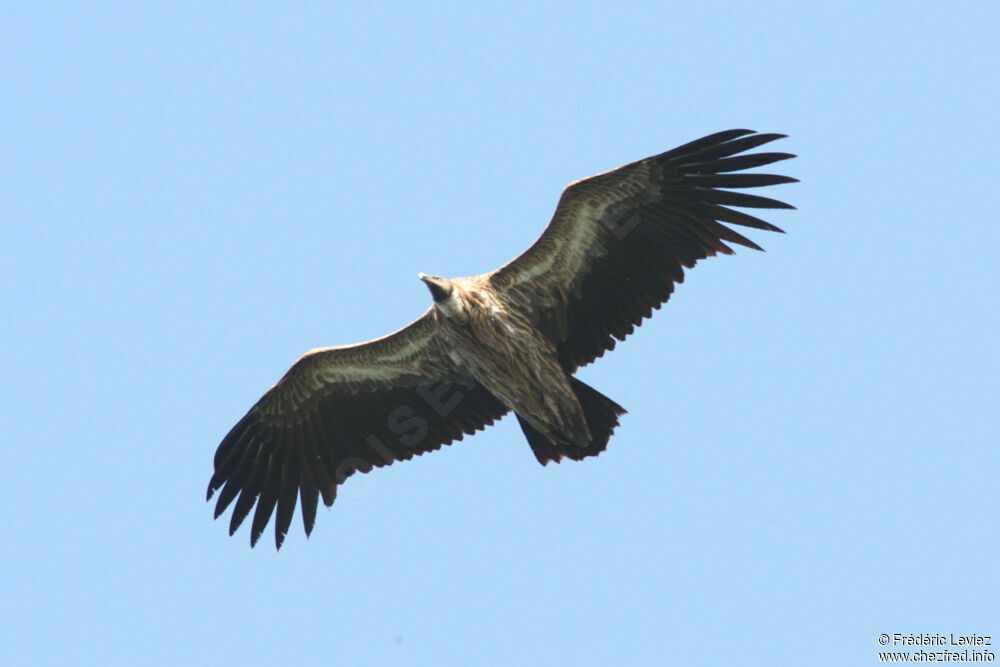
<box><xmin>207</xmin><ymin>129</ymin><xmax>797</xmax><ymax>549</ymax></box>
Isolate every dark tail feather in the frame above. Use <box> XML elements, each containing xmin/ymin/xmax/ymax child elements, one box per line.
<box><xmin>517</xmin><ymin>415</ymin><xmax>562</xmax><ymax>465</ymax></box>
<box><xmin>571</xmin><ymin>377</ymin><xmax>627</xmax><ymax>457</ymax></box>
<box><xmin>518</xmin><ymin>378</ymin><xmax>627</xmax><ymax>465</ymax></box>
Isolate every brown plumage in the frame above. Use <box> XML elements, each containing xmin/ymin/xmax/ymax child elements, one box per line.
<box><xmin>207</xmin><ymin>129</ymin><xmax>797</xmax><ymax>549</ymax></box>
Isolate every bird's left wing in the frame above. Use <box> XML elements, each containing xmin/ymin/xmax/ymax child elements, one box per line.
<box><xmin>488</xmin><ymin>129</ymin><xmax>797</xmax><ymax>373</ymax></box>
<box><xmin>207</xmin><ymin>309</ymin><xmax>508</xmax><ymax>549</ymax></box>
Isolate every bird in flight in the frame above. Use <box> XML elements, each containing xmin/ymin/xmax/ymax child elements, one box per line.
<box><xmin>207</xmin><ymin>129</ymin><xmax>797</xmax><ymax>549</ymax></box>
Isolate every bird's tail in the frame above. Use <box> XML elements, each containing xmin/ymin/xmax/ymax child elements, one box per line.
<box><xmin>518</xmin><ymin>377</ymin><xmax>627</xmax><ymax>465</ymax></box>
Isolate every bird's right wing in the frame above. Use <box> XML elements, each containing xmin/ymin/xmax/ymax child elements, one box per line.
<box><xmin>206</xmin><ymin>309</ymin><xmax>508</xmax><ymax>549</ymax></box>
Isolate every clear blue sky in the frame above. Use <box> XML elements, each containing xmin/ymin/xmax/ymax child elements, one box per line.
<box><xmin>2</xmin><ymin>3</ymin><xmax>997</xmax><ymax>665</ymax></box>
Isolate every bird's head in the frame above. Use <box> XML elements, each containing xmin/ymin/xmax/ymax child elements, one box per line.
<box><xmin>419</xmin><ymin>273</ymin><xmax>467</xmax><ymax>322</ymax></box>
<box><xmin>418</xmin><ymin>273</ymin><xmax>454</xmax><ymax>303</ymax></box>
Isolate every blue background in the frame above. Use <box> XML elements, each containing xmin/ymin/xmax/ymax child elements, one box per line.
<box><xmin>3</xmin><ymin>3</ymin><xmax>997</xmax><ymax>665</ymax></box>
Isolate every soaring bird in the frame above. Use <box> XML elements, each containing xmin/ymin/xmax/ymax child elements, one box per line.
<box><xmin>207</xmin><ymin>129</ymin><xmax>796</xmax><ymax>549</ymax></box>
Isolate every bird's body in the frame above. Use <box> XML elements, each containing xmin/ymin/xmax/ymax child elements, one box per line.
<box><xmin>207</xmin><ymin>129</ymin><xmax>798</xmax><ymax>549</ymax></box>
<box><xmin>422</xmin><ymin>274</ymin><xmax>603</xmax><ymax>458</ymax></box>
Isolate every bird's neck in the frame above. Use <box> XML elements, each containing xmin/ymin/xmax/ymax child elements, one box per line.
<box><xmin>436</xmin><ymin>288</ymin><xmax>469</xmax><ymax>323</ymax></box>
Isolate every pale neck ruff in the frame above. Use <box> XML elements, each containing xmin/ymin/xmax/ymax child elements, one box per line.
<box><xmin>437</xmin><ymin>290</ymin><xmax>466</xmax><ymax>320</ymax></box>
